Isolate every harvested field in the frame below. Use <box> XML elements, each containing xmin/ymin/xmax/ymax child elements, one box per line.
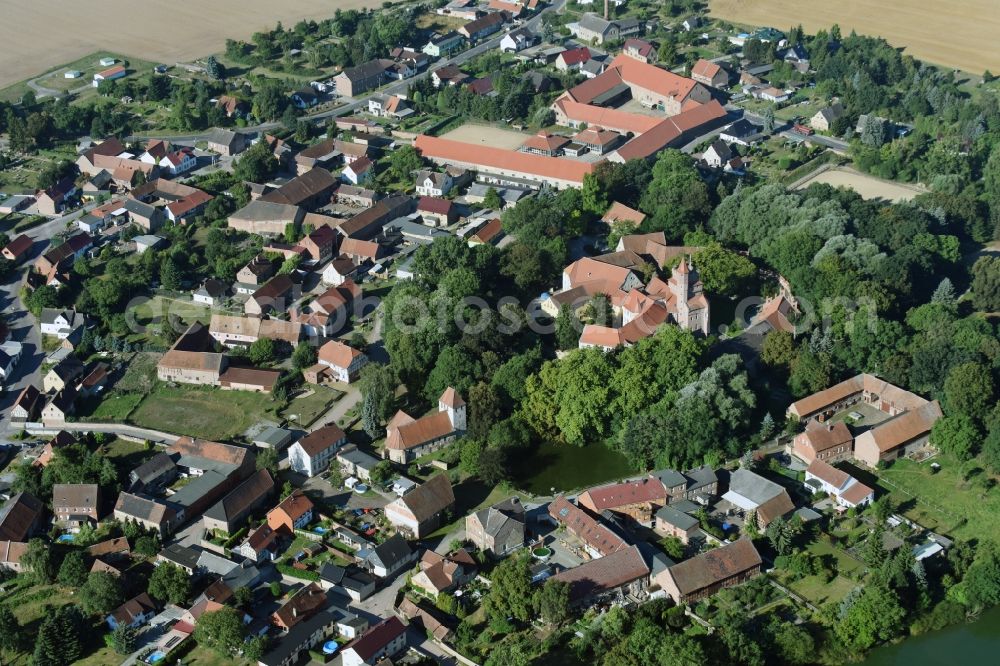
<box><xmin>795</xmin><ymin>166</ymin><xmax>925</xmax><ymax>202</ymax></box>
<box><xmin>441</xmin><ymin>123</ymin><xmax>531</xmax><ymax>150</ymax></box>
<box><xmin>710</xmin><ymin>0</ymin><xmax>1000</xmax><ymax>74</ymax></box>
<box><xmin>0</xmin><ymin>0</ymin><xmax>385</xmax><ymax>89</ymax></box>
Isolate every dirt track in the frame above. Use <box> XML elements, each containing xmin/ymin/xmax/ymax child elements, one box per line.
<box><xmin>795</xmin><ymin>166</ymin><xmax>925</xmax><ymax>202</ymax></box>
<box><xmin>0</xmin><ymin>0</ymin><xmax>384</xmax><ymax>89</ymax></box>
<box><xmin>710</xmin><ymin>0</ymin><xmax>1000</xmax><ymax>74</ymax></box>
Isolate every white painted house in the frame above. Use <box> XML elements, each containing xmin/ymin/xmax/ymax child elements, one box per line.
<box><xmin>287</xmin><ymin>425</ymin><xmax>348</xmax><ymax>477</ymax></box>
<box><xmin>803</xmin><ymin>459</ymin><xmax>874</xmax><ymax>508</ymax></box>
<box><xmin>317</xmin><ymin>340</ymin><xmax>368</xmax><ymax>383</ymax></box>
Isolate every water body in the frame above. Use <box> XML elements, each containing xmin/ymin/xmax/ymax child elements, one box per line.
<box><xmin>514</xmin><ymin>441</ymin><xmax>633</xmax><ymax>494</ymax></box>
<box><xmin>861</xmin><ymin>605</ymin><xmax>1000</xmax><ymax>665</ymax></box>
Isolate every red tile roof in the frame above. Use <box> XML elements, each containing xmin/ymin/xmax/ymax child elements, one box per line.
<box><xmin>548</xmin><ymin>496</ymin><xmax>627</xmax><ymax>557</ymax></box>
<box><xmin>559</xmin><ymin>47</ymin><xmax>591</xmax><ymax>67</ymax></box>
<box><xmin>579</xmin><ymin>478</ymin><xmax>668</xmax><ymax>512</ymax></box>
<box><xmin>318</xmin><ymin>340</ymin><xmax>363</xmax><ymax>369</ymax></box>
<box><xmin>414</xmin><ymin>135</ymin><xmax>596</xmax><ymax>185</ymax></box>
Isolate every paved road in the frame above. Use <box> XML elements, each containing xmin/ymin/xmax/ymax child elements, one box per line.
<box><xmin>25</xmin><ymin>421</ymin><xmax>182</xmax><ymax>443</ymax></box>
<box><xmin>0</xmin><ymin>204</ymin><xmax>100</xmax><ymax>438</ymax></box>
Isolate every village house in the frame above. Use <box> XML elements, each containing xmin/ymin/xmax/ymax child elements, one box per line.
<box><xmin>787</xmin><ymin>373</ymin><xmax>931</xmax><ymax>422</ymax></box>
<box><xmin>234</xmin><ymin>524</ymin><xmax>281</xmax><ymax>563</ymax></box>
<box><xmin>703</xmin><ymin>139</ymin><xmax>736</xmax><ymax>169</ymax></box>
<box><xmin>319</xmin><ymin>563</ymin><xmax>377</xmax><ymax>602</ymax></box>
<box><xmin>466</xmin><ymin>497</ymin><xmax>525</xmax><ymax>556</ymax></box>
<box><xmin>205</xmin><ymin>128</ymin><xmax>247</xmax><ymax>156</ymax></box>
<box><xmin>267</xmin><ymin>491</ymin><xmax>315</xmax><ymax>534</ymax></box>
<box><xmin>722</xmin><ymin>468</ymin><xmax>795</xmax><ymax>529</ymax></box>
<box><xmin>341</xmin><ymin>617</ymin><xmax>408</xmax><ymax>666</ymax></box>
<box><xmin>52</xmin><ymin>483</ymin><xmax>99</xmax><ymax>529</ymax></box>
<box><xmin>156</xmin><ymin>323</ymin><xmax>226</xmax><ymax>386</ymax></box>
<box><xmin>336</xmin><ymin>445</ymin><xmax>380</xmax><ymax>483</ymax></box>
<box><xmin>287</xmin><ymin>425</ymin><xmax>348</xmax><ymax>478</ymax></box>
<box><xmin>202</xmin><ymin>469</ymin><xmax>275</xmax><ymax>534</ymax></box>
<box><xmin>113</xmin><ymin>493</ymin><xmax>177</xmax><ymax>538</ymax></box>
<box><xmin>193</xmin><ymin>279</ymin><xmax>229</xmax><ymax>307</ymax></box>
<box><xmin>262</xmin><ymin>168</ymin><xmax>338</xmax><ymax>209</ymax></box>
<box><xmin>803</xmin><ymin>459</ymin><xmax>874</xmax><ymax>508</ymax></box>
<box><xmin>10</xmin><ymin>385</ymin><xmax>43</xmax><ymax>423</ymax></box>
<box><xmin>209</xmin><ymin>315</ymin><xmax>301</xmax><ymax>349</ymax></box>
<box><xmin>41</xmin><ymin>388</ymin><xmax>76</xmax><ymax>423</ymax></box>
<box><xmin>500</xmin><ymin>27</ymin><xmax>537</xmax><ymax>53</ymax></box>
<box><xmin>792</xmin><ymin>420</ymin><xmax>854</xmax><ymax>464</ymax></box>
<box><xmin>423</xmin><ymin>31</ymin><xmax>465</xmax><ymax>57</ymax></box>
<box><xmin>295</xmin><ymin>138</ymin><xmax>340</xmax><ymax>175</ymax></box>
<box><xmin>272</xmin><ymin>582</ymin><xmax>328</xmax><ymax>631</ymax></box>
<box><xmin>654</xmin><ymin>505</ymin><xmax>700</xmax><ymax>544</ymax></box>
<box><xmin>0</xmin><ymin>493</ymin><xmax>44</xmax><ymax>542</ymax></box>
<box><xmin>810</xmin><ymin>102</ymin><xmax>845</xmax><ymax>132</ymax></box>
<box><xmin>35</xmin><ymin>177</ymin><xmax>77</xmax><ymax>216</ymax></box>
<box><xmin>547</xmin><ymin>495</ymin><xmax>628</xmax><ymax>558</ymax></box>
<box><xmin>551</xmin><ymin>545</ymin><xmax>650</xmax><ymax>607</ymax></box>
<box><xmin>385</xmin><ymin>473</ymin><xmax>456</xmax><ymax>538</ymax></box>
<box><xmin>128</xmin><ymin>453</ymin><xmax>178</xmax><ymax>493</ymax></box>
<box><xmin>384</xmin><ymin>387</ymin><xmax>466</xmax><ymax>463</ymax></box>
<box><xmin>719</xmin><ymin>118</ymin><xmax>762</xmax><ymax>146</ymax></box>
<box><xmin>106</xmin><ymin>593</ymin><xmax>157</xmax><ymax>630</ymax></box>
<box><xmin>459</xmin><ymin>12</ymin><xmax>507</xmax><ymax>42</ymax></box>
<box><xmin>35</xmin><ymin>233</ymin><xmax>92</xmax><ymax>276</ymax></box>
<box><xmin>578</xmin><ymin>477</ymin><xmax>670</xmax><ymax>524</ymax></box>
<box><xmin>259</xmin><ymin>609</ymin><xmax>349</xmax><ymax>666</ymax></box>
<box><xmin>417</xmin><ymin>196</ymin><xmax>458</xmax><ymax>227</ymax></box>
<box><xmin>334</xmin><ymin>59</ymin><xmax>394</xmax><ymax>97</ymax></box>
<box><xmin>42</xmin><ymin>355</ymin><xmax>85</xmax><ymax>392</ymax></box>
<box><xmin>363</xmin><ymin>534</ymin><xmax>417</xmax><ymax>579</ymax></box>
<box><xmin>299</xmin><ymin>225</ymin><xmax>337</xmax><ymax>264</ymax></box>
<box><xmin>228</xmin><ymin>200</ymin><xmax>305</xmax><ymax>236</ymax></box>
<box><xmin>655</xmin><ymin>538</ymin><xmax>762</xmax><ymax>603</ymax></box>
<box><xmin>313</xmin><ymin>340</ymin><xmax>368</xmax><ymax>384</ymax></box>
<box><xmin>2</xmin><ymin>235</ymin><xmax>33</xmax><ymax>263</ymax></box>
<box><xmin>245</xmin><ymin>275</ymin><xmax>301</xmax><ymax>317</ymax></box>
<box><xmin>342</xmin><ymin>157</ymin><xmax>374</xmax><ymax>185</ymax></box>
<box><xmin>520</xmin><ymin>131</ymin><xmax>570</xmax><ymax>157</ymax></box>
<box><xmin>854</xmin><ymin>401</ymin><xmax>943</xmax><ymax>468</ymax></box>
<box><xmin>237</xmin><ymin>254</ymin><xmax>276</xmax><ymax>286</ymax></box>
<box><xmin>0</xmin><ymin>541</ymin><xmax>29</xmax><ymax>572</ymax></box>
<box><xmin>555</xmin><ymin>47</ymin><xmax>592</xmax><ymax>72</ymax></box>
<box><xmin>410</xmin><ymin>549</ymin><xmax>477</xmax><ymax>597</ymax></box>
<box><xmin>131</xmin><ymin>179</ymin><xmax>214</xmax><ymax>225</ymax></box>
<box><xmin>414</xmin><ymin>170</ymin><xmax>453</xmax><ymax>197</ymax></box>
<box><xmin>34</xmin><ymin>431</ymin><xmax>77</xmax><ymax>470</ymax></box>
<box><xmin>321</xmin><ymin>257</ymin><xmax>359</xmax><ymax>287</ymax></box>
<box><xmin>569</xmin><ymin>14</ymin><xmax>643</xmax><ymax>45</ymax></box>
<box><xmin>623</xmin><ymin>38</ymin><xmax>657</xmax><ymax>64</ymax></box>
<box><xmin>691</xmin><ymin>59</ymin><xmax>732</xmax><ymax>88</ymax></box>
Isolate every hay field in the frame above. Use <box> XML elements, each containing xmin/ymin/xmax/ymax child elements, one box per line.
<box><xmin>441</xmin><ymin>123</ymin><xmax>530</xmax><ymax>149</ymax></box>
<box><xmin>796</xmin><ymin>166</ymin><xmax>925</xmax><ymax>202</ymax></box>
<box><xmin>710</xmin><ymin>0</ymin><xmax>1000</xmax><ymax>74</ymax></box>
<box><xmin>0</xmin><ymin>0</ymin><xmax>385</xmax><ymax>89</ymax></box>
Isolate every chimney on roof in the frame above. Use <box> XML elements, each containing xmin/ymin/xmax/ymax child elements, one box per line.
<box><xmin>827</xmin><ymin>423</ymin><xmax>834</xmax><ymax>431</ymax></box>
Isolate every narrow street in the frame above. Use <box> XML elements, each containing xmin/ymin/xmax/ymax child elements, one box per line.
<box><xmin>0</xmin><ymin>203</ymin><xmax>99</xmax><ymax>437</ymax></box>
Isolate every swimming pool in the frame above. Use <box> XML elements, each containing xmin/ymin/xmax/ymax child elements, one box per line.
<box><xmin>147</xmin><ymin>650</ymin><xmax>166</xmax><ymax>664</ymax></box>
<box><xmin>56</xmin><ymin>534</ymin><xmax>75</xmax><ymax>543</ymax></box>
<box><xmin>313</xmin><ymin>526</ymin><xmax>327</xmax><ymax>534</ymax></box>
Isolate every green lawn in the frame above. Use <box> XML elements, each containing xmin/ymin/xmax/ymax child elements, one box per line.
<box><xmin>877</xmin><ymin>454</ymin><xmax>1000</xmax><ymax>543</ymax></box>
<box><xmin>78</xmin><ymin>392</ymin><xmax>144</xmax><ymax>421</ymax></box>
<box><xmin>101</xmin><ymin>437</ymin><xmax>158</xmax><ymax>475</ymax></box>
<box><xmin>181</xmin><ymin>644</ymin><xmax>250</xmax><ymax>666</ymax></box>
<box><xmin>129</xmin><ymin>383</ymin><xmax>282</xmax><ymax>440</ymax></box>
<box><xmin>281</xmin><ymin>386</ymin><xmax>344</xmax><ymax>428</ymax></box>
